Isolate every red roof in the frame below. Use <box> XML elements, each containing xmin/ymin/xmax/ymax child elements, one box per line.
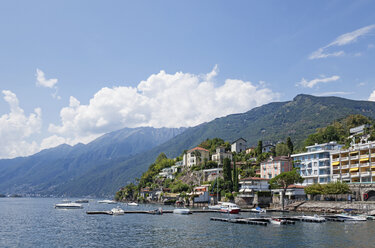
<box><xmin>240</xmin><ymin>177</ymin><xmax>269</xmax><ymax>181</ymax></box>
<box><xmin>188</xmin><ymin>147</ymin><xmax>209</xmax><ymax>153</ymax></box>
<box><xmin>287</xmin><ymin>185</ymin><xmax>305</xmax><ymax>189</ymax></box>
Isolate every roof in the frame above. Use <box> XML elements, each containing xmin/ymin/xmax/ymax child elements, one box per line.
<box><xmin>187</xmin><ymin>147</ymin><xmax>209</xmax><ymax>153</ymax></box>
<box><xmin>231</xmin><ymin>138</ymin><xmax>247</xmax><ymax>144</ymax></box>
<box><xmin>287</xmin><ymin>185</ymin><xmax>305</xmax><ymax>189</ymax></box>
<box><xmin>264</xmin><ymin>156</ymin><xmax>291</xmax><ymax>162</ymax></box>
<box><xmin>240</xmin><ymin>177</ymin><xmax>269</xmax><ymax>181</ymax></box>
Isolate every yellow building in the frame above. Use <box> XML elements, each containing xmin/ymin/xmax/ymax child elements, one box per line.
<box><xmin>331</xmin><ymin>141</ymin><xmax>375</xmax><ymax>183</ymax></box>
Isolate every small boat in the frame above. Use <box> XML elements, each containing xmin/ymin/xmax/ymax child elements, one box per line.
<box><xmin>300</xmin><ymin>214</ymin><xmax>326</xmax><ymax>222</ymax></box>
<box><xmin>127</xmin><ymin>202</ymin><xmax>138</xmax><ymax>206</ymax></box>
<box><xmin>270</xmin><ymin>218</ymin><xmax>286</xmax><ymax>225</ymax></box>
<box><xmin>149</xmin><ymin>207</ymin><xmax>163</xmax><ymax>215</ymax></box>
<box><xmin>335</xmin><ymin>213</ymin><xmax>367</xmax><ymax>221</ymax></box>
<box><xmin>220</xmin><ymin>202</ymin><xmax>241</xmax><ymax>214</ymax></box>
<box><xmin>250</xmin><ymin>206</ymin><xmax>267</xmax><ymax>213</ymax></box>
<box><xmin>111</xmin><ymin>207</ymin><xmax>125</xmax><ymax>215</ymax></box>
<box><xmin>98</xmin><ymin>200</ymin><xmax>117</xmax><ymax>204</ymax></box>
<box><xmin>173</xmin><ymin>208</ymin><xmax>191</xmax><ymax>215</ymax></box>
<box><xmin>62</xmin><ymin>199</ymin><xmax>71</xmax><ymax>203</ymax></box>
<box><xmin>55</xmin><ymin>202</ymin><xmax>83</xmax><ymax>209</ymax></box>
<box><xmin>75</xmin><ymin>199</ymin><xmax>89</xmax><ymax>203</ymax></box>
<box><xmin>208</xmin><ymin>204</ymin><xmax>222</xmax><ymax>210</ymax></box>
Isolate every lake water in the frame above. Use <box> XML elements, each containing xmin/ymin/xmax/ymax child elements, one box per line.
<box><xmin>1</xmin><ymin>198</ymin><xmax>374</xmax><ymax>247</ymax></box>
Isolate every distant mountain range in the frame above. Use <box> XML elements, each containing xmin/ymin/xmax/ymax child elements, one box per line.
<box><xmin>1</xmin><ymin>94</ymin><xmax>375</xmax><ymax>197</ymax></box>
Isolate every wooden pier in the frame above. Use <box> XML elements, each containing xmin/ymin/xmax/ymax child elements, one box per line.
<box><xmin>210</xmin><ymin>217</ymin><xmax>268</xmax><ymax>226</ymax></box>
<box><xmin>86</xmin><ymin>209</ymin><xmax>219</xmax><ymax>215</ymax></box>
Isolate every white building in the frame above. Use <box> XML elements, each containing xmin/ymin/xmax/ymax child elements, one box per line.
<box><xmin>239</xmin><ymin>177</ymin><xmax>270</xmax><ymax>196</ymax></box>
<box><xmin>183</xmin><ymin>147</ymin><xmax>210</xmax><ymax>168</ymax></box>
<box><xmin>231</xmin><ymin>138</ymin><xmax>247</xmax><ymax>153</ymax></box>
<box><xmin>203</xmin><ymin>168</ymin><xmax>223</xmax><ymax>182</ymax></box>
<box><xmin>292</xmin><ymin>142</ymin><xmax>343</xmax><ymax>185</ymax></box>
<box><xmin>211</xmin><ymin>147</ymin><xmax>232</xmax><ymax>166</ymax></box>
<box><xmin>158</xmin><ymin>167</ymin><xmax>174</xmax><ymax>180</ymax></box>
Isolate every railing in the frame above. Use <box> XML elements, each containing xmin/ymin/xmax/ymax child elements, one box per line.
<box><xmin>341</xmin><ymin>157</ymin><xmax>349</xmax><ymax>161</ymax></box>
<box><xmin>350</xmin><ymin>172</ymin><xmax>359</xmax><ymax>177</ymax></box>
<box><xmin>361</xmin><ymin>171</ymin><xmax>370</xmax><ymax>177</ymax></box>
<box><xmin>332</xmin><ymin>174</ymin><xmax>340</xmax><ymax>179</ymax></box>
<box><xmin>342</xmin><ymin>173</ymin><xmax>349</xmax><ymax>178</ymax></box>
<box><xmin>350</xmin><ymin>155</ymin><xmax>359</xmax><ymax>160</ymax></box>
<box><xmin>349</xmin><ymin>164</ymin><xmax>358</xmax><ymax>168</ymax></box>
<box><xmin>341</xmin><ymin>165</ymin><xmax>350</xmax><ymax>169</ymax></box>
<box><xmin>332</xmin><ymin>158</ymin><xmax>340</xmax><ymax>162</ymax></box>
<box><xmin>360</xmin><ymin>163</ymin><xmax>370</xmax><ymax>167</ymax></box>
<box><xmin>360</xmin><ymin>154</ymin><xmax>369</xmax><ymax>159</ymax></box>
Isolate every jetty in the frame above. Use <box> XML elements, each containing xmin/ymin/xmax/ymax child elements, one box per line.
<box><xmin>210</xmin><ymin>217</ymin><xmax>296</xmax><ymax>225</ymax></box>
<box><xmin>86</xmin><ymin>209</ymin><xmax>219</xmax><ymax>215</ymax></box>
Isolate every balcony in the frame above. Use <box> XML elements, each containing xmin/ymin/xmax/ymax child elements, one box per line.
<box><xmin>360</xmin><ymin>163</ymin><xmax>370</xmax><ymax>168</ymax></box>
<box><xmin>341</xmin><ymin>157</ymin><xmax>349</xmax><ymax>161</ymax></box>
<box><xmin>350</xmin><ymin>155</ymin><xmax>359</xmax><ymax>160</ymax></box>
<box><xmin>360</xmin><ymin>154</ymin><xmax>369</xmax><ymax>159</ymax></box>
<box><xmin>332</xmin><ymin>158</ymin><xmax>340</xmax><ymax>162</ymax></box>
<box><xmin>341</xmin><ymin>165</ymin><xmax>350</xmax><ymax>169</ymax></box>
<box><xmin>332</xmin><ymin>174</ymin><xmax>340</xmax><ymax>179</ymax></box>
<box><xmin>350</xmin><ymin>172</ymin><xmax>359</xmax><ymax>177</ymax></box>
<box><xmin>361</xmin><ymin>171</ymin><xmax>370</xmax><ymax>177</ymax></box>
<box><xmin>349</xmin><ymin>164</ymin><xmax>358</xmax><ymax>169</ymax></box>
<box><xmin>342</xmin><ymin>173</ymin><xmax>350</xmax><ymax>178</ymax></box>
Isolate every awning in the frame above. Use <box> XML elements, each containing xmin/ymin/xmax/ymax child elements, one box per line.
<box><xmin>360</xmin><ymin>158</ymin><xmax>369</xmax><ymax>162</ymax></box>
<box><xmin>244</xmin><ymin>189</ymin><xmax>253</xmax><ymax>193</ymax></box>
<box><xmin>350</xmin><ymin>168</ymin><xmax>359</xmax><ymax>172</ymax></box>
<box><xmin>371</xmin><ymin>166</ymin><xmax>375</xmax><ymax>169</ymax></box>
<box><xmin>332</xmin><ymin>161</ymin><xmax>340</xmax><ymax>166</ymax></box>
<box><xmin>350</xmin><ymin>151</ymin><xmax>358</xmax><ymax>155</ymax></box>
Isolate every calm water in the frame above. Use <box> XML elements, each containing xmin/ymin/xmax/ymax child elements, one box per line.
<box><xmin>0</xmin><ymin>198</ymin><xmax>374</xmax><ymax>248</ymax></box>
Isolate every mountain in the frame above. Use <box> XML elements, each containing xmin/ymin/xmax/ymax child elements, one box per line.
<box><xmin>1</xmin><ymin>94</ymin><xmax>375</xmax><ymax>197</ymax></box>
<box><xmin>0</xmin><ymin>127</ymin><xmax>186</xmax><ymax>196</ymax></box>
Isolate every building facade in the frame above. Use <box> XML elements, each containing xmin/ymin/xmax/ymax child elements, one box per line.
<box><xmin>260</xmin><ymin>156</ymin><xmax>292</xmax><ymax>179</ymax></box>
<box><xmin>292</xmin><ymin>142</ymin><xmax>343</xmax><ymax>185</ymax></box>
<box><xmin>183</xmin><ymin>147</ymin><xmax>210</xmax><ymax>168</ymax></box>
<box><xmin>231</xmin><ymin>138</ymin><xmax>247</xmax><ymax>153</ymax></box>
<box><xmin>331</xmin><ymin>141</ymin><xmax>375</xmax><ymax>183</ymax></box>
<box><xmin>211</xmin><ymin>147</ymin><xmax>232</xmax><ymax>166</ymax></box>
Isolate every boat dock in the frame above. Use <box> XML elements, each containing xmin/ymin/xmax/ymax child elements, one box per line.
<box><xmin>86</xmin><ymin>209</ymin><xmax>220</xmax><ymax>215</ymax></box>
<box><xmin>210</xmin><ymin>217</ymin><xmax>296</xmax><ymax>225</ymax></box>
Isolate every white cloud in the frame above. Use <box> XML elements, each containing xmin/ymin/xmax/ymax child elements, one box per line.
<box><xmin>47</xmin><ymin>67</ymin><xmax>279</xmax><ymax>146</ymax></box>
<box><xmin>314</xmin><ymin>91</ymin><xmax>353</xmax><ymax>97</ymax></box>
<box><xmin>296</xmin><ymin>75</ymin><xmax>340</xmax><ymax>88</ymax></box>
<box><xmin>309</xmin><ymin>24</ymin><xmax>375</xmax><ymax>59</ymax></box>
<box><xmin>369</xmin><ymin>90</ymin><xmax>375</xmax><ymax>101</ymax></box>
<box><xmin>0</xmin><ymin>90</ymin><xmax>42</xmax><ymax>158</ymax></box>
<box><xmin>36</xmin><ymin>69</ymin><xmax>61</xmax><ymax>99</ymax></box>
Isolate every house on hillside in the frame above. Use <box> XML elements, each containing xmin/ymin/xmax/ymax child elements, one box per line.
<box><xmin>203</xmin><ymin>168</ymin><xmax>223</xmax><ymax>181</ymax></box>
<box><xmin>183</xmin><ymin>147</ymin><xmax>210</xmax><ymax>168</ymax></box>
<box><xmin>237</xmin><ymin>177</ymin><xmax>270</xmax><ymax>206</ymax></box>
<box><xmin>260</xmin><ymin>156</ymin><xmax>292</xmax><ymax>179</ymax></box>
<box><xmin>231</xmin><ymin>138</ymin><xmax>247</xmax><ymax>153</ymax></box>
<box><xmin>262</xmin><ymin>144</ymin><xmax>275</xmax><ymax>153</ymax></box>
<box><xmin>211</xmin><ymin>146</ymin><xmax>232</xmax><ymax>166</ymax></box>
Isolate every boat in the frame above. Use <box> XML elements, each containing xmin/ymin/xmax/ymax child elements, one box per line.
<box><xmin>173</xmin><ymin>208</ymin><xmax>191</xmax><ymax>215</ymax></box>
<box><xmin>127</xmin><ymin>202</ymin><xmax>138</xmax><ymax>206</ymax></box>
<box><xmin>62</xmin><ymin>199</ymin><xmax>71</xmax><ymax>203</ymax></box>
<box><xmin>219</xmin><ymin>202</ymin><xmax>241</xmax><ymax>214</ymax></box>
<box><xmin>55</xmin><ymin>202</ymin><xmax>83</xmax><ymax>209</ymax></box>
<box><xmin>148</xmin><ymin>207</ymin><xmax>163</xmax><ymax>215</ymax></box>
<box><xmin>75</xmin><ymin>199</ymin><xmax>89</xmax><ymax>203</ymax></box>
<box><xmin>250</xmin><ymin>206</ymin><xmax>267</xmax><ymax>213</ymax></box>
<box><xmin>111</xmin><ymin>207</ymin><xmax>125</xmax><ymax>215</ymax></box>
<box><xmin>335</xmin><ymin>213</ymin><xmax>367</xmax><ymax>221</ymax></box>
<box><xmin>300</xmin><ymin>214</ymin><xmax>326</xmax><ymax>222</ymax></box>
<box><xmin>208</xmin><ymin>204</ymin><xmax>222</xmax><ymax>210</ymax></box>
<box><xmin>270</xmin><ymin>218</ymin><xmax>286</xmax><ymax>225</ymax></box>
<box><xmin>98</xmin><ymin>200</ymin><xmax>117</xmax><ymax>204</ymax></box>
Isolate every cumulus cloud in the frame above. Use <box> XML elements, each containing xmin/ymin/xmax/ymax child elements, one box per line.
<box><xmin>47</xmin><ymin>67</ymin><xmax>279</xmax><ymax>147</ymax></box>
<box><xmin>369</xmin><ymin>90</ymin><xmax>375</xmax><ymax>101</ymax></box>
<box><xmin>0</xmin><ymin>90</ymin><xmax>42</xmax><ymax>158</ymax></box>
<box><xmin>296</xmin><ymin>75</ymin><xmax>340</xmax><ymax>88</ymax></box>
<box><xmin>36</xmin><ymin>69</ymin><xmax>61</xmax><ymax>99</ymax></box>
<box><xmin>309</xmin><ymin>24</ymin><xmax>375</xmax><ymax>59</ymax></box>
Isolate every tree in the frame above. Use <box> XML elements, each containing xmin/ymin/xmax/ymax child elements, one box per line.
<box><xmin>269</xmin><ymin>169</ymin><xmax>304</xmax><ymax>210</ymax></box>
<box><xmin>275</xmin><ymin>143</ymin><xmax>290</xmax><ymax>156</ymax></box>
<box><xmin>256</xmin><ymin>140</ymin><xmax>263</xmax><ymax>156</ymax></box>
<box><xmin>286</xmin><ymin>137</ymin><xmax>293</xmax><ymax>154</ymax></box>
<box><xmin>155</xmin><ymin>153</ymin><xmax>168</xmax><ymax>164</ymax></box>
<box><xmin>223</xmin><ymin>158</ymin><xmax>233</xmax><ymax>191</ymax></box>
<box><xmin>232</xmin><ymin>158</ymin><xmax>239</xmax><ymax>192</ymax></box>
<box><xmin>304</xmin><ymin>183</ymin><xmax>324</xmax><ymax>195</ymax></box>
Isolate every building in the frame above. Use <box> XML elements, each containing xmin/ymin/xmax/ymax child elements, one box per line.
<box><xmin>272</xmin><ymin>185</ymin><xmax>306</xmax><ymax>201</ymax></box>
<box><xmin>331</xmin><ymin>141</ymin><xmax>375</xmax><ymax>183</ymax></box>
<box><xmin>183</xmin><ymin>147</ymin><xmax>210</xmax><ymax>168</ymax></box>
<box><xmin>158</xmin><ymin>167</ymin><xmax>174</xmax><ymax>180</ymax></box>
<box><xmin>260</xmin><ymin>156</ymin><xmax>292</xmax><ymax>179</ymax></box>
<box><xmin>292</xmin><ymin>142</ymin><xmax>343</xmax><ymax>185</ymax></box>
<box><xmin>211</xmin><ymin>147</ymin><xmax>232</xmax><ymax>166</ymax></box>
<box><xmin>239</xmin><ymin>177</ymin><xmax>270</xmax><ymax>195</ymax></box>
<box><xmin>231</xmin><ymin>138</ymin><xmax>247</xmax><ymax>153</ymax></box>
<box><xmin>245</xmin><ymin>147</ymin><xmax>255</xmax><ymax>154</ymax></box>
<box><xmin>262</xmin><ymin>144</ymin><xmax>275</xmax><ymax>153</ymax></box>
<box><xmin>203</xmin><ymin>168</ymin><xmax>223</xmax><ymax>182</ymax></box>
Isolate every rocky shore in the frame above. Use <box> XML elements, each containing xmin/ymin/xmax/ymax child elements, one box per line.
<box><xmin>283</xmin><ymin>201</ymin><xmax>375</xmax><ymax>214</ymax></box>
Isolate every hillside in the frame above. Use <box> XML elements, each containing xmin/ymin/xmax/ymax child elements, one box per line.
<box><xmin>0</xmin><ymin>127</ymin><xmax>186</xmax><ymax>196</ymax></box>
<box><xmin>1</xmin><ymin>94</ymin><xmax>375</xmax><ymax>197</ymax></box>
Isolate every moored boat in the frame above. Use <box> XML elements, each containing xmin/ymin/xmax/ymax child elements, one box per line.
<box><xmin>219</xmin><ymin>202</ymin><xmax>241</xmax><ymax>214</ymax></box>
<box><xmin>173</xmin><ymin>208</ymin><xmax>191</xmax><ymax>214</ymax></box>
<box><xmin>55</xmin><ymin>202</ymin><xmax>83</xmax><ymax>209</ymax></box>
<box><xmin>127</xmin><ymin>202</ymin><xmax>138</xmax><ymax>206</ymax></box>
<box><xmin>335</xmin><ymin>213</ymin><xmax>367</xmax><ymax>221</ymax></box>
<box><xmin>111</xmin><ymin>207</ymin><xmax>125</xmax><ymax>215</ymax></box>
<box><xmin>250</xmin><ymin>206</ymin><xmax>266</xmax><ymax>213</ymax></box>
<box><xmin>300</xmin><ymin>214</ymin><xmax>326</xmax><ymax>222</ymax></box>
<box><xmin>75</xmin><ymin>199</ymin><xmax>89</xmax><ymax>203</ymax></box>
<box><xmin>98</xmin><ymin>200</ymin><xmax>117</xmax><ymax>204</ymax></box>
<box><xmin>270</xmin><ymin>218</ymin><xmax>286</xmax><ymax>225</ymax></box>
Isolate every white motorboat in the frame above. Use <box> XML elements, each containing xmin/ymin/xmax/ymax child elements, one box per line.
<box><xmin>250</xmin><ymin>206</ymin><xmax>266</xmax><ymax>213</ymax></box>
<box><xmin>219</xmin><ymin>202</ymin><xmax>241</xmax><ymax>214</ymax></box>
<box><xmin>173</xmin><ymin>208</ymin><xmax>191</xmax><ymax>215</ymax></box>
<box><xmin>98</xmin><ymin>200</ymin><xmax>117</xmax><ymax>204</ymax></box>
<box><xmin>208</xmin><ymin>204</ymin><xmax>222</xmax><ymax>210</ymax></box>
<box><xmin>111</xmin><ymin>207</ymin><xmax>125</xmax><ymax>215</ymax></box>
<box><xmin>75</xmin><ymin>199</ymin><xmax>89</xmax><ymax>203</ymax></box>
<box><xmin>300</xmin><ymin>214</ymin><xmax>326</xmax><ymax>222</ymax></box>
<box><xmin>335</xmin><ymin>213</ymin><xmax>367</xmax><ymax>221</ymax></box>
<box><xmin>127</xmin><ymin>202</ymin><xmax>138</xmax><ymax>206</ymax></box>
<box><xmin>270</xmin><ymin>218</ymin><xmax>286</xmax><ymax>225</ymax></box>
<box><xmin>55</xmin><ymin>202</ymin><xmax>83</xmax><ymax>209</ymax></box>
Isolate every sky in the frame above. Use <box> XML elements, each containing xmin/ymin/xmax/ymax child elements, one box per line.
<box><xmin>0</xmin><ymin>0</ymin><xmax>375</xmax><ymax>159</ymax></box>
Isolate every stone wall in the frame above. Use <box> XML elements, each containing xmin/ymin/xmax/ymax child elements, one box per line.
<box><xmin>289</xmin><ymin>200</ymin><xmax>375</xmax><ymax>214</ymax></box>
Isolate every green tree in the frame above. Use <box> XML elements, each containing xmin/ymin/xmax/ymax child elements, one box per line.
<box><xmin>286</xmin><ymin>137</ymin><xmax>293</xmax><ymax>154</ymax></box>
<box><xmin>232</xmin><ymin>158</ymin><xmax>239</xmax><ymax>192</ymax></box>
<box><xmin>304</xmin><ymin>183</ymin><xmax>324</xmax><ymax>195</ymax></box>
<box><xmin>323</xmin><ymin>182</ymin><xmax>351</xmax><ymax>195</ymax></box>
<box><xmin>275</xmin><ymin>143</ymin><xmax>290</xmax><ymax>156</ymax></box>
<box><xmin>256</xmin><ymin>140</ymin><xmax>263</xmax><ymax>156</ymax></box>
<box><xmin>269</xmin><ymin>169</ymin><xmax>304</xmax><ymax>210</ymax></box>
<box><xmin>223</xmin><ymin>158</ymin><xmax>233</xmax><ymax>191</ymax></box>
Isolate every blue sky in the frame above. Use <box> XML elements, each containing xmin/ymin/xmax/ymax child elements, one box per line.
<box><xmin>0</xmin><ymin>0</ymin><xmax>375</xmax><ymax>158</ymax></box>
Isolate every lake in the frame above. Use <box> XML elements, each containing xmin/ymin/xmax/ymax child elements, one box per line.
<box><xmin>0</xmin><ymin>198</ymin><xmax>374</xmax><ymax>247</ymax></box>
